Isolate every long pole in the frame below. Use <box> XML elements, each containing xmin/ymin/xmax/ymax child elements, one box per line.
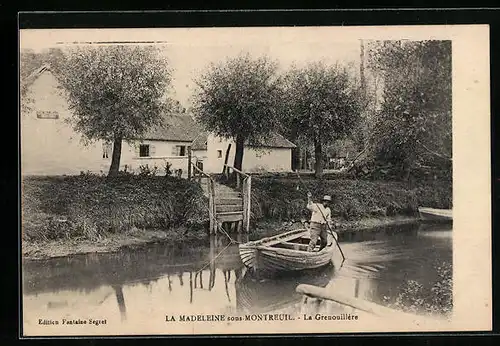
<box><xmin>295</xmin><ymin>170</ymin><xmax>346</xmax><ymax>263</ymax></box>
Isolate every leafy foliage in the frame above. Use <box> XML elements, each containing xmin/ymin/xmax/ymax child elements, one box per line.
<box><xmin>366</xmin><ymin>40</ymin><xmax>452</xmax><ymax>177</ymax></box>
<box><xmin>163</xmin><ymin>161</ymin><xmax>173</xmax><ymax>177</ymax></box>
<box><xmin>138</xmin><ymin>164</ymin><xmax>158</xmax><ymax>176</ymax></box>
<box><xmin>250</xmin><ymin>176</ymin><xmax>450</xmax><ymax>223</ymax></box>
<box><xmin>383</xmin><ymin>260</ymin><xmax>452</xmax><ymax>316</ymax></box>
<box><xmin>282</xmin><ymin>62</ymin><xmax>364</xmax><ymax>177</ymax></box>
<box><xmin>191</xmin><ymin>53</ymin><xmax>283</xmax><ymax>170</ymax></box>
<box><xmin>56</xmin><ymin>45</ymin><xmax>173</xmax><ymax>175</ymax></box>
<box><xmin>59</xmin><ymin>45</ymin><xmax>172</xmax><ymax>142</ymax></box>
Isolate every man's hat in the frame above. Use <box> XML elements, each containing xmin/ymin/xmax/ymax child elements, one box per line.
<box><xmin>322</xmin><ymin>195</ymin><xmax>332</xmax><ymax>202</ymax></box>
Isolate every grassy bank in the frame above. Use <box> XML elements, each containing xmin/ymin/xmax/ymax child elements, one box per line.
<box><xmin>250</xmin><ymin>177</ymin><xmax>451</xmax><ymax>223</ymax></box>
<box><xmin>22</xmin><ymin>174</ymin><xmax>208</xmax><ymax>243</ymax></box>
<box><xmin>22</xmin><ymin>174</ymin><xmax>451</xmax><ymax>259</ymax></box>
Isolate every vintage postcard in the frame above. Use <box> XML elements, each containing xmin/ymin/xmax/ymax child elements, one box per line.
<box><xmin>19</xmin><ymin>24</ymin><xmax>491</xmax><ymax>336</ymax></box>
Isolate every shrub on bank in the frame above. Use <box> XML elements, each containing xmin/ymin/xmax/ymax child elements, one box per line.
<box><xmin>382</xmin><ymin>260</ymin><xmax>452</xmax><ymax>316</ymax></box>
<box><xmin>250</xmin><ymin>177</ymin><xmax>451</xmax><ymax>222</ymax></box>
<box><xmin>22</xmin><ymin>174</ymin><xmax>208</xmax><ymax>242</ymax></box>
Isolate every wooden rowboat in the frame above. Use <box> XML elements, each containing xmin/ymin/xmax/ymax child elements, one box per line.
<box><xmin>418</xmin><ymin>207</ymin><xmax>453</xmax><ymax>223</ymax></box>
<box><xmin>238</xmin><ymin>228</ymin><xmax>338</xmax><ymax>275</ymax></box>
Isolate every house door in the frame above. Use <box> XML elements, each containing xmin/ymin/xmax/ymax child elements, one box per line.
<box><xmin>196</xmin><ymin>161</ymin><xmax>204</xmax><ymax>172</ymax></box>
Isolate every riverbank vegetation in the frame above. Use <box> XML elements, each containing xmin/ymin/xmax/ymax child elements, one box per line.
<box><xmin>383</xmin><ymin>260</ymin><xmax>453</xmax><ymax>317</ymax></box>
<box><xmin>250</xmin><ymin>176</ymin><xmax>451</xmax><ymax>224</ymax></box>
<box><xmin>22</xmin><ymin>173</ymin><xmax>451</xmax><ymax>246</ymax></box>
<box><xmin>22</xmin><ymin>174</ymin><xmax>208</xmax><ymax>244</ymax></box>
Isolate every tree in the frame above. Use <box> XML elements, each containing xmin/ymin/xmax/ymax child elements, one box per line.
<box><xmin>191</xmin><ymin>53</ymin><xmax>283</xmax><ymax>171</ymax></box>
<box><xmin>282</xmin><ymin>62</ymin><xmax>363</xmax><ymax>178</ymax></box>
<box><xmin>366</xmin><ymin>40</ymin><xmax>452</xmax><ymax>179</ymax></box>
<box><xmin>57</xmin><ymin>45</ymin><xmax>173</xmax><ymax>176</ymax></box>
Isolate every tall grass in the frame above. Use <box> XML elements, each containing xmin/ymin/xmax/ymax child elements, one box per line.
<box><xmin>250</xmin><ymin>177</ymin><xmax>451</xmax><ymax>223</ymax></box>
<box><xmin>22</xmin><ymin>174</ymin><xmax>208</xmax><ymax>242</ymax></box>
<box><xmin>22</xmin><ymin>174</ymin><xmax>452</xmax><ymax>242</ymax></box>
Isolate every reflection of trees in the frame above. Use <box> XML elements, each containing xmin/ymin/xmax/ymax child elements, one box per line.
<box><xmin>24</xmin><ymin>233</ymin><xmax>251</xmax><ymax>313</ymax></box>
<box><xmin>194</xmin><ymin>272</ymin><xmax>203</xmax><ymax>289</ymax></box>
<box><xmin>112</xmin><ymin>285</ymin><xmax>127</xmax><ymax>321</ymax></box>
<box><xmin>223</xmin><ymin>270</ymin><xmax>231</xmax><ymax>303</ymax></box>
<box><xmin>187</xmin><ymin>234</ymin><xmax>245</xmax><ymax>304</ymax></box>
<box><xmin>209</xmin><ymin>236</ymin><xmax>216</xmax><ymax>291</ymax></box>
<box><xmin>340</xmin><ymin>223</ymin><xmax>420</xmax><ymax>243</ymax></box>
<box><xmin>23</xmin><ymin>235</ymin><xmax>244</xmax><ymax>295</ymax></box>
<box><xmin>168</xmin><ymin>274</ymin><xmax>172</xmax><ymax>292</ymax></box>
<box><xmin>189</xmin><ymin>272</ymin><xmax>193</xmax><ymax>304</ymax></box>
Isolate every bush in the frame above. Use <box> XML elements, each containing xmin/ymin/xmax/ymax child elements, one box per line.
<box><xmin>164</xmin><ymin>161</ymin><xmax>173</xmax><ymax>177</ymax></box>
<box><xmin>382</xmin><ymin>260</ymin><xmax>452</xmax><ymax>316</ymax></box>
<box><xmin>138</xmin><ymin>164</ymin><xmax>158</xmax><ymax>176</ymax></box>
<box><xmin>250</xmin><ymin>177</ymin><xmax>451</xmax><ymax>222</ymax></box>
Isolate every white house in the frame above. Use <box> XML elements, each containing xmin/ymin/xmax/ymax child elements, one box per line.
<box><xmin>191</xmin><ymin>133</ymin><xmax>296</xmax><ymax>174</ymax></box>
<box><xmin>21</xmin><ymin>64</ymin><xmax>296</xmax><ymax>176</ymax></box>
<box><xmin>21</xmin><ymin>65</ymin><xmax>201</xmax><ymax>176</ymax></box>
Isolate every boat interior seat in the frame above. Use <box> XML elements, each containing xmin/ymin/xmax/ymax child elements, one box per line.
<box><xmin>273</xmin><ymin>241</ymin><xmax>327</xmax><ymax>252</ymax></box>
<box><xmin>274</xmin><ymin>241</ymin><xmax>309</xmax><ymax>251</ymax></box>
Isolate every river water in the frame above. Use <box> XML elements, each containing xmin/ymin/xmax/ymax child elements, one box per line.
<box><xmin>22</xmin><ymin>222</ymin><xmax>452</xmax><ymax>335</ymax></box>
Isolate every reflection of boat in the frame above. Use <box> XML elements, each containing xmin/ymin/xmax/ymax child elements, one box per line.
<box><xmin>238</xmin><ymin>228</ymin><xmax>338</xmax><ymax>275</ymax></box>
<box><xmin>418</xmin><ymin>207</ymin><xmax>453</xmax><ymax>223</ymax></box>
<box><xmin>235</xmin><ymin>264</ymin><xmax>335</xmax><ymax>313</ymax></box>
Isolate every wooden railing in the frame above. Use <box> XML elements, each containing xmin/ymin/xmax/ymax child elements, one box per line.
<box><xmin>223</xmin><ymin>164</ymin><xmax>252</xmax><ymax>233</ymax></box>
<box><xmin>190</xmin><ymin>162</ymin><xmax>217</xmax><ymax>235</ymax></box>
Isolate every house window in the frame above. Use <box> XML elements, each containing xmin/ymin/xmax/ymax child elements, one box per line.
<box><xmin>139</xmin><ymin>144</ymin><xmax>150</xmax><ymax>157</ymax></box>
<box><xmin>176</xmin><ymin>145</ymin><xmax>186</xmax><ymax>156</ymax></box>
<box><xmin>217</xmin><ymin>150</ymin><xmax>223</xmax><ymax>158</ymax></box>
<box><xmin>37</xmin><ymin>111</ymin><xmax>59</xmax><ymax>119</ymax></box>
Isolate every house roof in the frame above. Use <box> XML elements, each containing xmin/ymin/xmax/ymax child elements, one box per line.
<box><xmin>191</xmin><ymin>132</ymin><xmax>209</xmax><ymax>150</ymax></box>
<box><xmin>143</xmin><ymin>114</ymin><xmax>204</xmax><ymax>142</ymax></box>
<box><xmin>20</xmin><ymin>64</ymin><xmax>51</xmax><ymax>95</ymax></box>
<box><xmin>190</xmin><ymin>132</ymin><xmax>296</xmax><ymax>150</ymax></box>
<box><xmin>246</xmin><ymin>133</ymin><xmax>297</xmax><ymax>149</ymax></box>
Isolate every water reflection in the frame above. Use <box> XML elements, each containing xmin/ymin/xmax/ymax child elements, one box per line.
<box><xmin>23</xmin><ymin>222</ymin><xmax>452</xmax><ymax>331</ymax></box>
<box><xmin>112</xmin><ymin>285</ymin><xmax>126</xmax><ymax>321</ymax></box>
<box><xmin>236</xmin><ymin>264</ymin><xmax>336</xmax><ymax>314</ymax></box>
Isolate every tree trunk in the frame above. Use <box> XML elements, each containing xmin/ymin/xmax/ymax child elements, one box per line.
<box><xmin>314</xmin><ymin>137</ymin><xmax>323</xmax><ymax>179</ymax></box>
<box><xmin>233</xmin><ymin>135</ymin><xmax>245</xmax><ymax>171</ymax></box>
<box><xmin>222</xmin><ymin>143</ymin><xmax>232</xmax><ymax>175</ymax></box>
<box><xmin>403</xmin><ymin>159</ymin><xmax>413</xmax><ymax>188</ymax></box>
<box><xmin>291</xmin><ymin>147</ymin><xmax>299</xmax><ymax>171</ymax></box>
<box><xmin>108</xmin><ymin>136</ymin><xmax>123</xmax><ymax>177</ymax></box>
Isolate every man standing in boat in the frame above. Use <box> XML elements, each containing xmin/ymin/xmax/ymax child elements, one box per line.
<box><xmin>306</xmin><ymin>192</ymin><xmax>333</xmax><ymax>252</ymax></box>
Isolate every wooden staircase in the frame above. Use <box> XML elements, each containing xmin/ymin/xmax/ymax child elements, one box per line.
<box><xmin>195</xmin><ymin>165</ymin><xmax>251</xmax><ymax>234</ymax></box>
<box><xmin>214</xmin><ymin>182</ymin><xmax>244</xmax><ymax>223</ymax></box>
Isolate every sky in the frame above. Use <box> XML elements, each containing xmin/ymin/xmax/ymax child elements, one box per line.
<box><xmin>20</xmin><ymin>27</ymin><xmax>364</xmax><ymax>107</ymax></box>
<box><xmin>20</xmin><ymin>25</ymin><xmax>461</xmax><ymax>108</ymax></box>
